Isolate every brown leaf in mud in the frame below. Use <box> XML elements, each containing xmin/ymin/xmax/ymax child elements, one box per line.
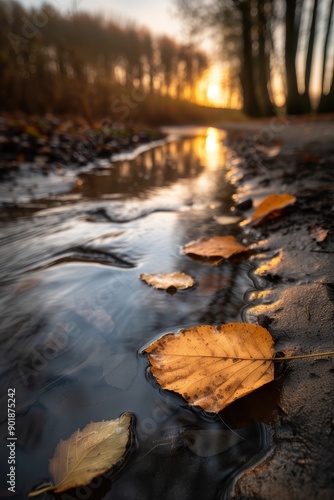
<box><xmin>309</xmin><ymin>227</ymin><xmax>329</xmax><ymax>243</ymax></box>
<box><xmin>248</xmin><ymin>193</ymin><xmax>296</xmax><ymax>226</ymax></box>
<box><xmin>140</xmin><ymin>272</ymin><xmax>196</xmax><ymax>290</ymax></box>
<box><xmin>144</xmin><ymin>323</ymin><xmax>274</xmax><ymax>413</ymax></box>
<box><xmin>182</xmin><ymin>236</ymin><xmax>248</xmax><ymax>263</ymax></box>
<box><xmin>28</xmin><ymin>414</ymin><xmax>132</xmax><ymax>496</ymax></box>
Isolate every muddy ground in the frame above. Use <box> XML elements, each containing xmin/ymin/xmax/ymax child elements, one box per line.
<box><xmin>224</xmin><ymin>116</ymin><xmax>334</xmax><ymax>499</ymax></box>
<box><xmin>0</xmin><ymin>115</ymin><xmax>165</xmax><ymax>205</ymax></box>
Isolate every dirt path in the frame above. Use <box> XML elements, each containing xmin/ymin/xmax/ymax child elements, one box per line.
<box><xmin>223</xmin><ymin>116</ymin><xmax>334</xmax><ymax>499</ymax></box>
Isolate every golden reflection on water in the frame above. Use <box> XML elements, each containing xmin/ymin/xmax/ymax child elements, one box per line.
<box><xmin>205</xmin><ymin>127</ymin><xmax>225</xmax><ymax>170</ymax></box>
<box><xmin>80</xmin><ymin>127</ymin><xmax>228</xmax><ymax>197</ymax></box>
<box><xmin>150</xmin><ymin>126</ymin><xmax>227</xmax><ymax>173</ymax></box>
<box><xmin>191</xmin><ymin>127</ymin><xmax>227</xmax><ymax>171</ymax></box>
<box><xmin>191</xmin><ymin>128</ymin><xmax>226</xmax><ymax>192</ymax></box>
<box><xmin>146</xmin><ymin>126</ymin><xmax>224</xmax><ymax>178</ymax></box>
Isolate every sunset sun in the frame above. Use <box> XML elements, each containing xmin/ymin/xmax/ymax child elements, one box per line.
<box><xmin>207</xmin><ymin>82</ymin><xmax>220</xmax><ymax>101</ymax></box>
<box><xmin>196</xmin><ymin>64</ymin><xmax>232</xmax><ymax>107</ymax></box>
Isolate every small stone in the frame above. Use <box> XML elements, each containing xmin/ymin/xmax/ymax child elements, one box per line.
<box><xmin>234</xmin><ymin>198</ymin><xmax>253</xmax><ymax>212</ymax></box>
<box><xmin>257</xmin><ymin>314</ymin><xmax>273</xmax><ymax>329</ymax></box>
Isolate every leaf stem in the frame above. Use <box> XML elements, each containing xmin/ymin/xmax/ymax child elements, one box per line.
<box><xmin>28</xmin><ymin>485</ymin><xmax>56</xmax><ymax>497</ymax></box>
<box><xmin>276</xmin><ymin>351</ymin><xmax>334</xmax><ymax>361</ymax></box>
<box><xmin>149</xmin><ymin>351</ymin><xmax>334</xmax><ymax>361</ymax></box>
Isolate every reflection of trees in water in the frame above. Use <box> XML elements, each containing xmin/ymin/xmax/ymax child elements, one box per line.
<box><xmin>197</xmin><ymin>260</ymin><xmax>251</xmax><ymax>325</ymax></box>
<box><xmin>150</xmin><ymin>254</ymin><xmax>251</xmax><ymax>329</ymax></box>
<box><xmin>79</xmin><ymin>138</ymin><xmax>206</xmax><ymax>198</ymax></box>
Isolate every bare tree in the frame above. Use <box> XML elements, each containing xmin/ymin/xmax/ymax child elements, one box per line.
<box><xmin>318</xmin><ymin>0</ymin><xmax>334</xmax><ymax>112</ymax></box>
<box><xmin>0</xmin><ymin>0</ymin><xmax>209</xmax><ymax>117</ymax></box>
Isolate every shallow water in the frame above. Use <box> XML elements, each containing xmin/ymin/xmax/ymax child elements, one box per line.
<box><xmin>0</xmin><ymin>127</ymin><xmax>274</xmax><ymax>499</ymax></box>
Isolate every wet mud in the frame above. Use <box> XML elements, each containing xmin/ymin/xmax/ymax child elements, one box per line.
<box><xmin>225</xmin><ymin>116</ymin><xmax>334</xmax><ymax>499</ymax></box>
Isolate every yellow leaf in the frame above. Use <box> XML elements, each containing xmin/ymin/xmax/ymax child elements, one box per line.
<box><xmin>140</xmin><ymin>272</ymin><xmax>196</xmax><ymax>290</ymax></box>
<box><xmin>28</xmin><ymin>413</ymin><xmax>132</xmax><ymax>496</ymax></box>
<box><xmin>144</xmin><ymin>323</ymin><xmax>274</xmax><ymax>413</ymax></box>
<box><xmin>182</xmin><ymin>236</ymin><xmax>248</xmax><ymax>262</ymax></box>
<box><xmin>249</xmin><ymin>193</ymin><xmax>296</xmax><ymax>226</ymax></box>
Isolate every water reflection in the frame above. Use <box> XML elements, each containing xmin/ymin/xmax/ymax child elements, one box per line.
<box><xmin>0</xmin><ymin>127</ymin><xmax>274</xmax><ymax>499</ymax></box>
<box><xmin>79</xmin><ymin>135</ymin><xmax>217</xmax><ymax>199</ymax></box>
<box><xmin>205</xmin><ymin>127</ymin><xmax>225</xmax><ymax>170</ymax></box>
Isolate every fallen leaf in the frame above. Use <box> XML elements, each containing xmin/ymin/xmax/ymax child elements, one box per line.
<box><xmin>144</xmin><ymin>323</ymin><xmax>274</xmax><ymax>413</ymax></box>
<box><xmin>309</xmin><ymin>227</ymin><xmax>329</xmax><ymax>243</ymax></box>
<box><xmin>140</xmin><ymin>272</ymin><xmax>196</xmax><ymax>290</ymax></box>
<box><xmin>182</xmin><ymin>236</ymin><xmax>248</xmax><ymax>263</ymax></box>
<box><xmin>248</xmin><ymin>194</ymin><xmax>296</xmax><ymax>226</ymax></box>
<box><xmin>214</xmin><ymin>215</ymin><xmax>241</xmax><ymax>225</ymax></box>
<box><xmin>28</xmin><ymin>413</ymin><xmax>132</xmax><ymax>496</ymax></box>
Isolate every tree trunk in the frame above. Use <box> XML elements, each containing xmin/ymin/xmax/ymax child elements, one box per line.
<box><xmin>285</xmin><ymin>0</ymin><xmax>306</xmax><ymax>114</ymax></box>
<box><xmin>317</xmin><ymin>0</ymin><xmax>334</xmax><ymax>113</ymax></box>
<box><xmin>257</xmin><ymin>0</ymin><xmax>276</xmax><ymax>115</ymax></box>
<box><xmin>238</xmin><ymin>0</ymin><xmax>263</xmax><ymax>116</ymax></box>
<box><xmin>302</xmin><ymin>0</ymin><xmax>319</xmax><ymax>110</ymax></box>
<box><xmin>318</xmin><ymin>62</ymin><xmax>334</xmax><ymax>112</ymax></box>
<box><xmin>327</xmin><ymin>67</ymin><xmax>334</xmax><ymax>111</ymax></box>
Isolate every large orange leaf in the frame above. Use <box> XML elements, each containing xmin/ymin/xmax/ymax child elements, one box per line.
<box><xmin>249</xmin><ymin>193</ymin><xmax>296</xmax><ymax>226</ymax></box>
<box><xmin>144</xmin><ymin>323</ymin><xmax>274</xmax><ymax>413</ymax></box>
<box><xmin>182</xmin><ymin>236</ymin><xmax>248</xmax><ymax>261</ymax></box>
<box><xmin>28</xmin><ymin>413</ymin><xmax>132</xmax><ymax>496</ymax></box>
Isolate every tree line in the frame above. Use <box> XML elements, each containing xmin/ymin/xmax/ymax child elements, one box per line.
<box><xmin>0</xmin><ymin>1</ymin><xmax>209</xmax><ymax>118</ymax></box>
<box><xmin>175</xmin><ymin>0</ymin><xmax>334</xmax><ymax>116</ymax></box>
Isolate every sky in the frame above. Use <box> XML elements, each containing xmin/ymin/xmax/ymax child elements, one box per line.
<box><xmin>19</xmin><ymin>0</ymin><xmax>186</xmax><ymax>41</ymax></box>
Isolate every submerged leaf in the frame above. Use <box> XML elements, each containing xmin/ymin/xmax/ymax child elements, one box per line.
<box><xmin>182</xmin><ymin>236</ymin><xmax>248</xmax><ymax>261</ymax></box>
<box><xmin>28</xmin><ymin>413</ymin><xmax>132</xmax><ymax>496</ymax></box>
<box><xmin>140</xmin><ymin>272</ymin><xmax>195</xmax><ymax>290</ymax></box>
<box><xmin>144</xmin><ymin>323</ymin><xmax>274</xmax><ymax>413</ymax></box>
<box><xmin>248</xmin><ymin>193</ymin><xmax>296</xmax><ymax>226</ymax></box>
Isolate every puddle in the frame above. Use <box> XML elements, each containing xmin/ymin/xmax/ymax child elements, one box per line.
<box><xmin>0</xmin><ymin>127</ymin><xmax>274</xmax><ymax>499</ymax></box>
